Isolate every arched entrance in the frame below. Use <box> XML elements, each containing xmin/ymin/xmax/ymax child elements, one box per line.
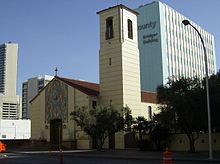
<box><xmin>50</xmin><ymin>119</ymin><xmax>62</xmax><ymax>146</ymax></box>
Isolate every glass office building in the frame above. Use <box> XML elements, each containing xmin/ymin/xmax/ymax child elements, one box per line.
<box><xmin>135</xmin><ymin>1</ymin><xmax>216</xmax><ymax>92</ymax></box>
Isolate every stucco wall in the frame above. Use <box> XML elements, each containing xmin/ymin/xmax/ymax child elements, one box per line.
<box><xmin>31</xmin><ymin>79</ymin><xmax>94</xmax><ymax>149</ymax></box>
<box><xmin>169</xmin><ymin>133</ymin><xmax>220</xmax><ymax>151</ymax></box>
<box><xmin>31</xmin><ymin>90</ymin><xmax>45</xmax><ymax>140</ymax></box>
<box><xmin>138</xmin><ymin>102</ymin><xmax>159</xmax><ymax>120</ymax></box>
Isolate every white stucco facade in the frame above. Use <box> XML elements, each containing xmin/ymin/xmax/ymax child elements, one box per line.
<box><xmin>0</xmin><ymin>119</ymin><xmax>31</xmax><ymax>139</ymax></box>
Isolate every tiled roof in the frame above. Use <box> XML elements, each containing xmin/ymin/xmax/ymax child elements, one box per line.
<box><xmin>30</xmin><ymin>76</ymin><xmax>157</xmax><ymax>104</ymax></box>
<box><xmin>50</xmin><ymin>77</ymin><xmax>157</xmax><ymax>103</ymax></box>
<box><xmin>141</xmin><ymin>91</ymin><xmax>157</xmax><ymax>103</ymax></box>
<box><xmin>57</xmin><ymin>77</ymin><xmax>99</xmax><ymax>96</ymax></box>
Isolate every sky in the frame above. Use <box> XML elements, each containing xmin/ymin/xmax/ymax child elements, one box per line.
<box><xmin>0</xmin><ymin>0</ymin><xmax>219</xmax><ymax>95</ymax></box>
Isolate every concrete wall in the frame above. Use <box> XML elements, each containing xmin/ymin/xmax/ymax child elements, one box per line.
<box><xmin>0</xmin><ymin>95</ymin><xmax>22</xmax><ymax>119</ymax></box>
<box><xmin>0</xmin><ymin>119</ymin><xmax>31</xmax><ymax>139</ymax></box>
<box><xmin>5</xmin><ymin>43</ymin><xmax>18</xmax><ymax>97</ymax></box>
<box><xmin>169</xmin><ymin>133</ymin><xmax>220</xmax><ymax>151</ymax></box>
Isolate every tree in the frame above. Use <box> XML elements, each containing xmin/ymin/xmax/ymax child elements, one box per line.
<box><xmin>70</xmin><ymin>105</ymin><xmax>132</xmax><ymax>150</ymax></box>
<box><xmin>132</xmin><ymin>116</ymin><xmax>154</xmax><ymax>151</ymax></box>
<box><xmin>208</xmin><ymin>70</ymin><xmax>220</xmax><ymax>132</ymax></box>
<box><xmin>150</xmin><ymin>124</ymin><xmax>169</xmax><ymax>151</ymax></box>
<box><xmin>156</xmin><ymin>77</ymin><xmax>207</xmax><ymax>152</ymax></box>
<box><xmin>133</xmin><ymin>116</ymin><xmax>151</xmax><ymax>143</ymax></box>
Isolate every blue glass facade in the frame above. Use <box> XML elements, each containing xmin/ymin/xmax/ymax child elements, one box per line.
<box><xmin>135</xmin><ymin>1</ymin><xmax>216</xmax><ymax>92</ymax></box>
<box><xmin>135</xmin><ymin>2</ymin><xmax>167</xmax><ymax>92</ymax></box>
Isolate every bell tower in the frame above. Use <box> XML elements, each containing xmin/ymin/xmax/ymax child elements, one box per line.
<box><xmin>97</xmin><ymin>5</ymin><xmax>141</xmax><ymax>117</ymax></box>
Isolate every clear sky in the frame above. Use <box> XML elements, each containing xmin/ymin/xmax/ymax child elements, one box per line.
<box><xmin>0</xmin><ymin>0</ymin><xmax>219</xmax><ymax>95</ymax></box>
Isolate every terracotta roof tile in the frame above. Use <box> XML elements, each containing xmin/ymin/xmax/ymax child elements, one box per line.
<box><xmin>141</xmin><ymin>91</ymin><xmax>157</xmax><ymax>103</ymax></box>
<box><xmin>57</xmin><ymin>77</ymin><xmax>99</xmax><ymax>96</ymax></box>
<box><xmin>30</xmin><ymin>76</ymin><xmax>157</xmax><ymax>104</ymax></box>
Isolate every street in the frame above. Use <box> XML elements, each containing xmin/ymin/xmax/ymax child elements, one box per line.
<box><xmin>0</xmin><ymin>152</ymin><xmax>217</xmax><ymax>164</ymax></box>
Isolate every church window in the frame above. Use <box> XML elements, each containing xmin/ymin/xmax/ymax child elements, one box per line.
<box><xmin>109</xmin><ymin>58</ymin><xmax>112</xmax><ymax>66</ymax></box>
<box><xmin>148</xmin><ymin>106</ymin><xmax>152</xmax><ymax>120</ymax></box>
<box><xmin>92</xmin><ymin>100</ymin><xmax>97</xmax><ymax>109</ymax></box>
<box><xmin>106</xmin><ymin>17</ymin><xmax>113</xmax><ymax>40</ymax></box>
<box><xmin>128</xmin><ymin>19</ymin><xmax>133</xmax><ymax>39</ymax></box>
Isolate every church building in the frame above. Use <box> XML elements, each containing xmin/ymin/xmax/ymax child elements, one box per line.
<box><xmin>30</xmin><ymin>4</ymin><xmax>158</xmax><ymax>149</ymax></box>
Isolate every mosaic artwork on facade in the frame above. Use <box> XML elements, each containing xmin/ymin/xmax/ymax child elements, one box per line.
<box><xmin>45</xmin><ymin>79</ymin><xmax>68</xmax><ymax>123</ymax></box>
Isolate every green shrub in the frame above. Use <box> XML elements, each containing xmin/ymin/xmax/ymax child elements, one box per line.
<box><xmin>137</xmin><ymin>139</ymin><xmax>153</xmax><ymax>151</ymax></box>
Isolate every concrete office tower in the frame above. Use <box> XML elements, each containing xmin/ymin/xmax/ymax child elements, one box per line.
<box><xmin>0</xmin><ymin>42</ymin><xmax>21</xmax><ymax>119</ymax></box>
<box><xmin>0</xmin><ymin>42</ymin><xmax>18</xmax><ymax>96</ymax></box>
<box><xmin>97</xmin><ymin>5</ymin><xmax>141</xmax><ymax>116</ymax></box>
<box><xmin>22</xmin><ymin>75</ymin><xmax>53</xmax><ymax>119</ymax></box>
<box><xmin>135</xmin><ymin>1</ymin><xmax>216</xmax><ymax>92</ymax></box>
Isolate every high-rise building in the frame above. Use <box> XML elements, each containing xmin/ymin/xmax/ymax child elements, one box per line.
<box><xmin>0</xmin><ymin>42</ymin><xmax>18</xmax><ymax>96</ymax></box>
<box><xmin>0</xmin><ymin>42</ymin><xmax>21</xmax><ymax>119</ymax></box>
<box><xmin>22</xmin><ymin>75</ymin><xmax>53</xmax><ymax>119</ymax></box>
<box><xmin>135</xmin><ymin>1</ymin><xmax>216</xmax><ymax>92</ymax></box>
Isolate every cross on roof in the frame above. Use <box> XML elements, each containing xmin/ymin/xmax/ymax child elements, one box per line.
<box><xmin>55</xmin><ymin>67</ymin><xmax>58</xmax><ymax>77</ymax></box>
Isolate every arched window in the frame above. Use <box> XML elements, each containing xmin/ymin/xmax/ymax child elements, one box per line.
<box><xmin>109</xmin><ymin>58</ymin><xmax>112</xmax><ymax>66</ymax></box>
<box><xmin>148</xmin><ymin>106</ymin><xmax>152</xmax><ymax>120</ymax></box>
<box><xmin>92</xmin><ymin>100</ymin><xmax>97</xmax><ymax>109</ymax></box>
<box><xmin>106</xmin><ymin>17</ymin><xmax>113</xmax><ymax>40</ymax></box>
<box><xmin>128</xmin><ymin>19</ymin><xmax>133</xmax><ymax>39</ymax></box>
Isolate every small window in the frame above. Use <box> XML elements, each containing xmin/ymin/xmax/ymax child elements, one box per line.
<box><xmin>106</xmin><ymin>17</ymin><xmax>113</xmax><ymax>40</ymax></box>
<box><xmin>92</xmin><ymin>101</ymin><xmax>97</xmax><ymax>109</ymax></box>
<box><xmin>148</xmin><ymin>106</ymin><xmax>152</xmax><ymax>120</ymax></box>
<box><xmin>109</xmin><ymin>58</ymin><xmax>112</xmax><ymax>66</ymax></box>
<box><xmin>38</xmin><ymin>80</ymin><xmax>44</xmax><ymax>86</ymax></box>
<box><xmin>128</xmin><ymin>19</ymin><xmax>133</xmax><ymax>39</ymax></box>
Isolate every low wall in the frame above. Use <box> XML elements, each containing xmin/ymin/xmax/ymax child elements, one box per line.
<box><xmin>169</xmin><ymin>133</ymin><xmax>220</xmax><ymax>151</ymax></box>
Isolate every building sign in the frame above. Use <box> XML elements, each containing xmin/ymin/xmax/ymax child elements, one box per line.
<box><xmin>143</xmin><ymin>33</ymin><xmax>158</xmax><ymax>44</ymax></box>
<box><xmin>138</xmin><ymin>21</ymin><xmax>156</xmax><ymax>30</ymax></box>
<box><xmin>138</xmin><ymin>21</ymin><xmax>159</xmax><ymax>44</ymax></box>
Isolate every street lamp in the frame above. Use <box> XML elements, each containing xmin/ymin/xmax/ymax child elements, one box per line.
<box><xmin>182</xmin><ymin>19</ymin><xmax>213</xmax><ymax>159</ymax></box>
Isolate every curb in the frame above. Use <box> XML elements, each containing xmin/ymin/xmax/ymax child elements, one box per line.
<box><xmin>4</xmin><ymin>150</ymin><xmax>220</xmax><ymax>163</ymax></box>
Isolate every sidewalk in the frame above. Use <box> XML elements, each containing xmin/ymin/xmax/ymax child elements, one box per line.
<box><xmin>65</xmin><ymin>149</ymin><xmax>220</xmax><ymax>162</ymax></box>
<box><xmin>6</xmin><ymin>149</ymin><xmax>220</xmax><ymax>162</ymax></box>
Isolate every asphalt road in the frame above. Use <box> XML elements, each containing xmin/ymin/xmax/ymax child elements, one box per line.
<box><xmin>0</xmin><ymin>153</ymin><xmax>217</xmax><ymax>164</ymax></box>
